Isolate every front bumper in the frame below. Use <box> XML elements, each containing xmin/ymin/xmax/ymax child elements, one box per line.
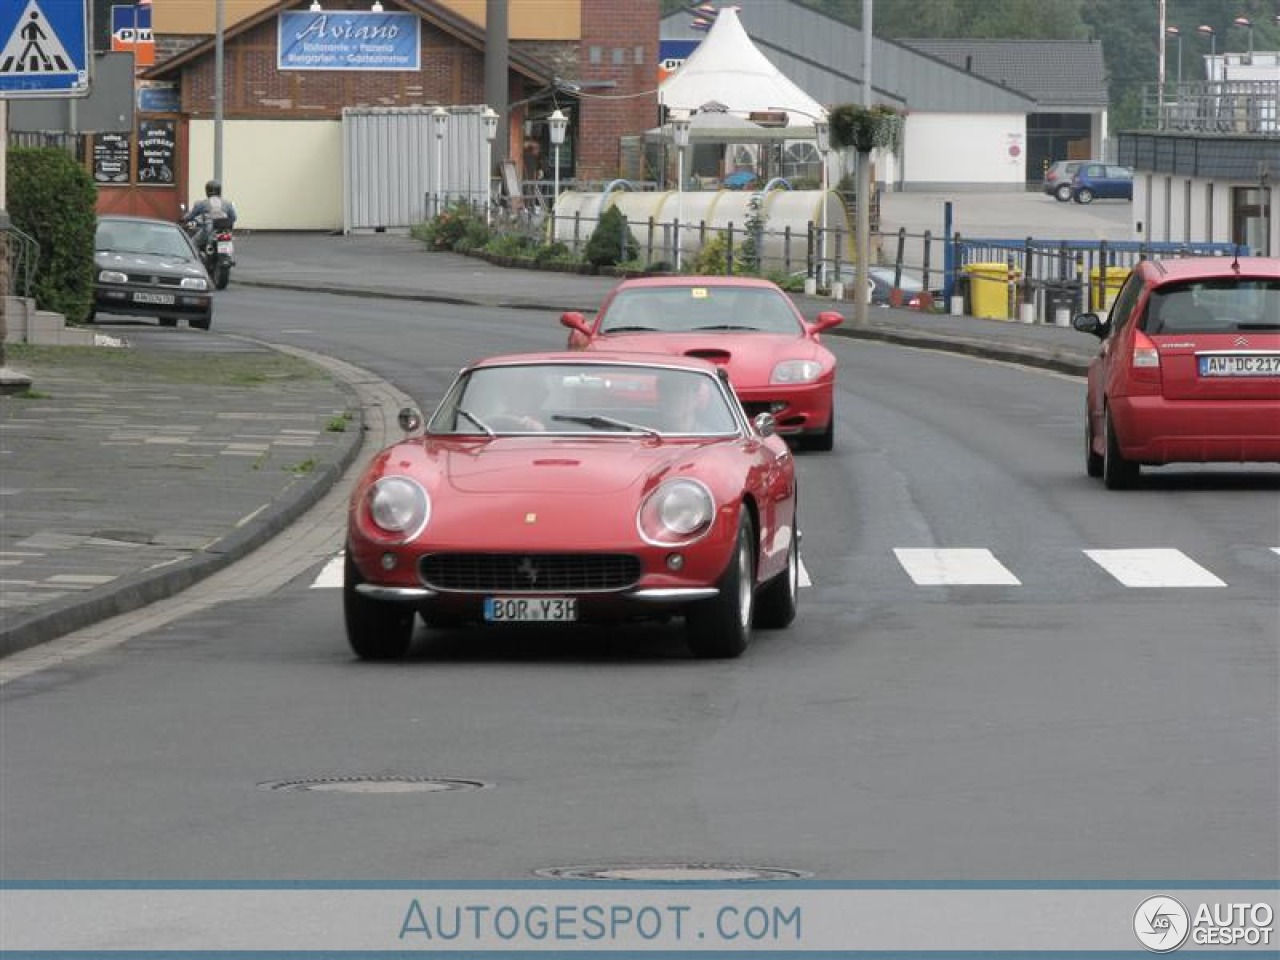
<box><xmin>94</xmin><ymin>284</ymin><xmax>212</xmax><ymax>320</ymax></box>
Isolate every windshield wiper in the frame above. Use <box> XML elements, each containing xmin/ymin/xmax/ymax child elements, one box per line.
<box><xmin>1238</xmin><ymin>322</ymin><xmax>1280</xmax><ymax>330</ymax></box>
<box><xmin>551</xmin><ymin>414</ymin><xmax>659</xmax><ymax>437</ymax></box>
<box><xmin>691</xmin><ymin>324</ymin><xmax>761</xmax><ymax>331</ymax></box>
<box><xmin>603</xmin><ymin>325</ymin><xmax>658</xmax><ymax>333</ymax></box>
<box><xmin>456</xmin><ymin>408</ymin><xmax>495</xmax><ymax>437</ymax></box>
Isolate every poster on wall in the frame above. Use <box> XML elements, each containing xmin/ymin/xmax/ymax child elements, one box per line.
<box><xmin>277</xmin><ymin>11</ymin><xmax>420</xmax><ymax>71</ymax></box>
<box><xmin>92</xmin><ymin>132</ymin><xmax>131</xmax><ymax>183</ymax></box>
<box><xmin>137</xmin><ymin>118</ymin><xmax>175</xmax><ymax>184</ymax></box>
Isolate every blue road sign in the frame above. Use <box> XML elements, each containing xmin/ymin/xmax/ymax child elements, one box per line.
<box><xmin>0</xmin><ymin>0</ymin><xmax>91</xmax><ymax>97</ymax></box>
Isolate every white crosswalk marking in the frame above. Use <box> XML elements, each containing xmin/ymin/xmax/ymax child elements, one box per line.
<box><xmin>893</xmin><ymin>548</ymin><xmax>1021</xmax><ymax>586</ymax></box>
<box><xmin>1084</xmin><ymin>549</ymin><xmax>1227</xmax><ymax>588</ymax></box>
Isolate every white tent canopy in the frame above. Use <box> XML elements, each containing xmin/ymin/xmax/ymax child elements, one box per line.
<box><xmin>659</xmin><ymin>7</ymin><xmax>827</xmax><ymax>126</ymax></box>
<box><xmin>645</xmin><ymin>108</ymin><xmax>815</xmax><ymax>144</ymax></box>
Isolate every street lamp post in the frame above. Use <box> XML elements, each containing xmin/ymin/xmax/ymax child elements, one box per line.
<box><xmin>1166</xmin><ymin>26</ymin><xmax>1182</xmax><ymax>88</ymax></box>
<box><xmin>481</xmin><ymin>106</ymin><xmax>498</xmax><ymax>226</ymax></box>
<box><xmin>548</xmin><ymin>108</ymin><xmax>567</xmax><ymax>233</ymax></box>
<box><xmin>670</xmin><ymin>111</ymin><xmax>691</xmax><ymax>271</ymax></box>
<box><xmin>431</xmin><ymin>106</ymin><xmax>449</xmax><ymax>218</ymax></box>
<box><xmin>814</xmin><ymin>118</ymin><xmax>830</xmax><ymax>294</ymax></box>
<box><xmin>1197</xmin><ymin>24</ymin><xmax>1216</xmax><ymax>80</ymax></box>
<box><xmin>1233</xmin><ymin>16</ymin><xmax>1253</xmax><ymax>62</ymax></box>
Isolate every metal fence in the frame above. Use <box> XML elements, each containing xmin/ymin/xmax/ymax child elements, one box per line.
<box><xmin>1142</xmin><ymin>80</ymin><xmax>1280</xmax><ymax>135</ymax></box>
<box><xmin>2</xmin><ymin>223</ymin><xmax>39</xmax><ymax>300</ymax></box>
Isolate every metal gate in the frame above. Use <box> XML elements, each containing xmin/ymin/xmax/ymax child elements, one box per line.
<box><xmin>342</xmin><ymin>105</ymin><xmax>492</xmax><ymax>234</ymax></box>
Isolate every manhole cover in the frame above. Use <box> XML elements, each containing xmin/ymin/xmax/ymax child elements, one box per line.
<box><xmin>260</xmin><ymin>776</ymin><xmax>489</xmax><ymax>794</ymax></box>
<box><xmin>536</xmin><ymin>864</ymin><xmax>810</xmax><ymax>882</ymax></box>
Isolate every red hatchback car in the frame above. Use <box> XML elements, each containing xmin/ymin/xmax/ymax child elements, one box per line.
<box><xmin>1072</xmin><ymin>256</ymin><xmax>1280</xmax><ymax>488</ymax></box>
<box><xmin>561</xmin><ymin>276</ymin><xmax>843</xmax><ymax>450</ymax></box>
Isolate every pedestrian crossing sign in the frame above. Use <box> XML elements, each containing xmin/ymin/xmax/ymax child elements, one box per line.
<box><xmin>0</xmin><ymin>0</ymin><xmax>90</xmax><ymax>98</ymax></box>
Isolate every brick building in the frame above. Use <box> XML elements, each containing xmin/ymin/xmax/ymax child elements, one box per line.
<box><xmin>102</xmin><ymin>0</ymin><xmax>658</xmax><ymax>229</ymax></box>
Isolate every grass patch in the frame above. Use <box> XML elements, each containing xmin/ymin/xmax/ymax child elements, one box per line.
<box><xmin>5</xmin><ymin>344</ymin><xmax>328</xmax><ymax>388</ymax></box>
<box><xmin>286</xmin><ymin>457</ymin><xmax>317</xmax><ymax>475</ymax></box>
<box><xmin>12</xmin><ymin>388</ymin><xmax>50</xmax><ymax>400</ymax></box>
<box><xmin>326</xmin><ymin>414</ymin><xmax>349</xmax><ymax>432</ymax></box>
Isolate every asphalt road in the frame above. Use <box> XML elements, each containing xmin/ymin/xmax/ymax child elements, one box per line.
<box><xmin>2</xmin><ymin>283</ymin><xmax>1275</xmax><ymax>886</ymax></box>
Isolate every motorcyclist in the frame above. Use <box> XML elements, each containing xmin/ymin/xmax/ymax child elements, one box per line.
<box><xmin>181</xmin><ymin>179</ymin><xmax>237</xmax><ymax>250</ymax></box>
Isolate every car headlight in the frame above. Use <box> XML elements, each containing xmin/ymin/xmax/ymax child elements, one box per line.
<box><xmin>181</xmin><ymin>276</ymin><xmax>209</xmax><ymax>291</ymax></box>
<box><xmin>638</xmin><ymin>478</ymin><xmax>715</xmax><ymax>546</ymax></box>
<box><xmin>98</xmin><ymin>269</ymin><xmax>127</xmax><ymax>283</ymax></box>
<box><xmin>771</xmin><ymin>359</ymin><xmax>822</xmax><ymax>384</ymax></box>
<box><xmin>366</xmin><ymin>476</ymin><xmax>430</xmax><ymax>540</ymax></box>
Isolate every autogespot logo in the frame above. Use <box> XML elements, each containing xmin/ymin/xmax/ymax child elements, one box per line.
<box><xmin>1134</xmin><ymin>896</ymin><xmax>1191</xmax><ymax>952</ymax></box>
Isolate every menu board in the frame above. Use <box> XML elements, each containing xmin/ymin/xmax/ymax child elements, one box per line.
<box><xmin>137</xmin><ymin>119</ymin><xmax>176</xmax><ymax>185</ymax></box>
<box><xmin>92</xmin><ymin>133</ymin><xmax>131</xmax><ymax>184</ymax></box>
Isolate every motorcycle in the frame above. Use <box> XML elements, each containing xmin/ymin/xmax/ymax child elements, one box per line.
<box><xmin>181</xmin><ymin>214</ymin><xmax>235</xmax><ymax>290</ymax></box>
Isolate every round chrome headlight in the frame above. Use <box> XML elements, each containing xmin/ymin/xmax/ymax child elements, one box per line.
<box><xmin>366</xmin><ymin>476</ymin><xmax>430</xmax><ymax>539</ymax></box>
<box><xmin>638</xmin><ymin>478</ymin><xmax>715</xmax><ymax>545</ymax></box>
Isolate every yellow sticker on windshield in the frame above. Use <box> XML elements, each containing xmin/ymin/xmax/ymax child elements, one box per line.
<box><xmin>691</xmin><ymin>288</ymin><xmax>708</xmax><ymax>299</ymax></box>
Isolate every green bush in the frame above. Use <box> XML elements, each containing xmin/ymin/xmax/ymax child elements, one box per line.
<box><xmin>583</xmin><ymin>205</ymin><xmax>637</xmax><ymax>267</ymax></box>
<box><xmin>486</xmin><ymin>232</ymin><xmax>538</xmax><ymax>257</ymax></box>
<box><xmin>6</xmin><ymin>147</ymin><xmax>97</xmax><ymax>324</ymax></box>
<box><xmin>691</xmin><ymin>231</ymin><xmax>731</xmax><ymax>275</ymax></box>
<box><xmin>534</xmin><ymin>241</ymin><xmax>573</xmax><ymax>265</ymax></box>
<box><xmin>420</xmin><ymin>200</ymin><xmax>484</xmax><ymax>251</ymax></box>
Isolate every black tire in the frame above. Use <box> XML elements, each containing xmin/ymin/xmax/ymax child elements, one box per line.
<box><xmin>807</xmin><ymin>408</ymin><xmax>835</xmax><ymax>452</ymax></box>
<box><xmin>1054</xmin><ymin>183</ymin><xmax>1073</xmax><ymax>202</ymax></box>
<box><xmin>686</xmin><ymin>512</ymin><xmax>755</xmax><ymax>658</ymax></box>
<box><xmin>190</xmin><ymin>310</ymin><xmax>212</xmax><ymax>331</ymax></box>
<box><xmin>344</xmin><ymin>552</ymin><xmax>415</xmax><ymax>660</ymax></box>
<box><xmin>214</xmin><ymin>264</ymin><xmax>230</xmax><ymax>290</ymax></box>
<box><xmin>1102</xmin><ymin>405</ymin><xmax>1139</xmax><ymax>489</ymax></box>
<box><xmin>1085</xmin><ymin>410</ymin><xmax>1104</xmax><ymax>478</ymax></box>
<box><xmin>1074</xmin><ymin>187</ymin><xmax>1095</xmax><ymax>204</ymax></box>
<box><xmin>158</xmin><ymin>317</ymin><xmax>178</xmax><ymax>327</ymax></box>
<box><xmin>754</xmin><ymin>521</ymin><xmax>798</xmax><ymax>629</ymax></box>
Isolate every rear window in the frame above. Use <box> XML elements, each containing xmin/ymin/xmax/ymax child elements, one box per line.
<box><xmin>1145</xmin><ymin>280</ymin><xmax>1280</xmax><ymax>334</ymax></box>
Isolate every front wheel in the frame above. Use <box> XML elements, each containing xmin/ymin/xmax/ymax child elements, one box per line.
<box><xmin>1084</xmin><ymin>409</ymin><xmax>1104</xmax><ymax>478</ymax></box>
<box><xmin>754</xmin><ymin>521</ymin><xmax>798</xmax><ymax>629</ymax></box>
<box><xmin>344</xmin><ymin>552</ymin><xmax>415</xmax><ymax>660</ymax></box>
<box><xmin>214</xmin><ymin>263</ymin><xmax>231</xmax><ymax>290</ymax></box>
<box><xmin>806</xmin><ymin>408</ymin><xmax>835</xmax><ymax>452</ymax></box>
<box><xmin>1074</xmin><ymin>187</ymin><xmax>1095</xmax><ymax>204</ymax></box>
<box><xmin>686</xmin><ymin>513</ymin><xmax>755</xmax><ymax>658</ymax></box>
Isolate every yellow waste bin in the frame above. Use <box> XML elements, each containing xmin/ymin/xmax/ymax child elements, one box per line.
<box><xmin>964</xmin><ymin>261</ymin><xmax>1021</xmax><ymax>319</ymax></box>
<box><xmin>1090</xmin><ymin>267</ymin><xmax>1131</xmax><ymax>311</ymax></box>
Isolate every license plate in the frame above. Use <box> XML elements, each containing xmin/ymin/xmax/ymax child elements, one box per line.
<box><xmin>483</xmin><ymin>597</ymin><xmax>578</xmax><ymax>622</ymax></box>
<box><xmin>217</xmin><ymin>241</ymin><xmax>233</xmax><ymax>255</ymax></box>
<box><xmin>1199</xmin><ymin>354</ymin><xmax>1280</xmax><ymax>377</ymax></box>
<box><xmin>133</xmin><ymin>292</ymin><xmax>175</xmax><ymax>305</ymax></box>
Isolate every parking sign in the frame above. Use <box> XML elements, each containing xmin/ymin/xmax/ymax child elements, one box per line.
<box><xmin>0</xmin><ymin>0</ymin><xmax>91</xmax><ymax>97</ymax></box>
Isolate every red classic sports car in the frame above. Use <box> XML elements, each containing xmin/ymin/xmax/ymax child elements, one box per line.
<box><xmin>560</xmin><ymin>276</ymin><xmax>843</xmax><ymax>451</ymax></box>
<box><xmin>1073</xmin><ymin>255</ymin><xmax>1280</xmax><ymax>488</ymax></box>
<box><xmin>344</xmin><ymin>353</ymin><xmax>800</xmax><ymax>660</ymax></box>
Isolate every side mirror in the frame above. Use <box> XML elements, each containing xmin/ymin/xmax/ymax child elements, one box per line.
<box><xmin>1072</xmin><ymin>312</ymin><xmax>1107</xmax><ymax>339</ymax></box>
<box><xmin>809</xmin><ymin>310</ymin><xmax>844</xmax><ymax>335</ymax></box>
<box><xmin>560</xmin><ymin>311</ymin><xmax>592</xmax><ymax>335</ymax></box>
<box><xmin>752</xmin><ymin>412</ymin><xmax>777</xmax><ymax>438</ymax></box>
<box><xmin>397</xmin><ymin>407</ymin><xmax>423</xmax><ymax>435</ymax></box>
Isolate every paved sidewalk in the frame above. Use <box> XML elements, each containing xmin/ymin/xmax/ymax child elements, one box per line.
<box><xmin>0</xmin><ymin>229</ymin><xmax>1100</xmax><ymax>658</ymax></box>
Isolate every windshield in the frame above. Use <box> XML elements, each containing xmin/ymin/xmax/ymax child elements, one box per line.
<box><xmin>430</xmin><ymin>363</ymin><xmax>742</xmax><ymax>437</ymax></box>
<box><xmin>96</xmin><ymin>221</ymin><xmax>195</xmax><ymax>260</ymax></box>
<box><xmin>600</xmin><ymin>285</ymin><xmax>803</xmax><ymax>335</ymax></box>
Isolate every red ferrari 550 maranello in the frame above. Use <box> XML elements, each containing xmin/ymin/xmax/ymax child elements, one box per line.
<box><xmin>561</xmin><ymin>276</ymin><xmax>843</xmax><ymax>451</ymax></box>
<box><xmin>344</xmin><ymin>353</ymin><xmax>800</xmax><ymax>661</ymax></box>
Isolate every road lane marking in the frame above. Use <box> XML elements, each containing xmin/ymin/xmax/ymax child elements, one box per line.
<box><xmin>893</xmin><ymin>548</ymin><xmax>1021</xmax><ymax>586</ymax></box>
<box><xmin>1084</xmin><ymin>548</ymin><xmax>1227</xmax><ymax>588</ymax></box>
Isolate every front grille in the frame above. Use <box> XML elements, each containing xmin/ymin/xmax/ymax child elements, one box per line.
<box><xmin>420</xmin><ymin>553</ymin><xmax>642</xmax><ymax>593</ymax></box>
<box><xmin>125</xmin><ymin>273</ymin><xmax>187</xmax><ymax>287</ymax></box>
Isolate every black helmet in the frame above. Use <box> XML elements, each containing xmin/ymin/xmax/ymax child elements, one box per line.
<box><xmin>205</xmin><ymin>179</ymin><xmax>222</xmax><ymax>197</ymax></box>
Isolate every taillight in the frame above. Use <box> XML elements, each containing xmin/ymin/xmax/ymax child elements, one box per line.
<box><xmin>1130</xmin><ymin>329</ymin><xmax>1162</xmax><ymax>384</ymax></box>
